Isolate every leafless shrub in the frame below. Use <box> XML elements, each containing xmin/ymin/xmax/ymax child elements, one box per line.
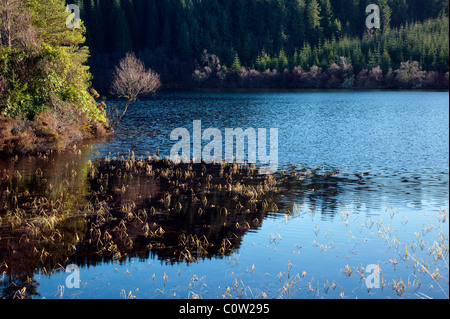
<box><xmin>111</xmin><ymin>52</ymin><xmax>161</xmax><ymax>100</ymax></box>
<box><xmin>423</xmin><ymin>71</ymin><xmax>440</xmax><ymax>89</ymax></box>
<box><xmin>356</xmin><ymin>66</ymin><xmax>384</xmax><ymax>88</ymax></box>
<box><xmin>110</xmin><ymin>52</ymin><xmax>161</xmax><ymax>128</ymax></box>
<box><xmin>301</xmin><ymin>65</ymin><xmax>324</xmax><ymax>88</ymax></box>
<box><xmin>327</xmin><ymin>63</ymin><xmax>343</xmax><ymax>88</ymax></box>
<box><xmin>325</xmin><ymin>57</ymin><xmax>354</xmax><ymax>88</ymax></box>
<box><xmin>395</xmin><ymin>60</ymin><xmax>426</xmax><ymax>88</ymax></box>
<box><xmin>292</xmin><ymin>66</ymin><xmax>303</xmax><ymax>78</ymax></box>
<box><xmin>368</xmin><ymin>65</ymin><xmax>383</xmax><ymax>83</ymax></box>
<box><xmin>192</xmin><ymin>50</ymin><xmax>226</xmax><ymax>87</ymax></box>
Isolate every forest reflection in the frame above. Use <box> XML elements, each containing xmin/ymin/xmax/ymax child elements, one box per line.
<box><xmin>0</xmin><ymin>145</ymin><xmax>443</xmax><ymax>298</ymax></box>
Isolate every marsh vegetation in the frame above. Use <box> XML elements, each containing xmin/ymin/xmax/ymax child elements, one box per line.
<box><xmin>0</xmin><ymin>90</ymin><xmax>448</xmax><ymax>299</ymax></box>
<box><xmin>0</xmin><ymin>144</ymin><xmax>448</xmax><ymax>299</ymax></box>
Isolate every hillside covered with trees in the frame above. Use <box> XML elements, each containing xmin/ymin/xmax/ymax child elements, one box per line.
<box><xmin>76</xmin><ymin>0</ymin><xmax>449</xmax><ymax>90</ymax></box>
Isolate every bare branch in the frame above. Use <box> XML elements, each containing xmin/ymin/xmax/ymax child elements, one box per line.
<box><xmin>111</xmin><ymin>52</ymin><xmax>161</xmax><ymax>101</ymax></box>
<box><xmin>110</xmin><ymin>52</ymin><xmax>161</xmax><ymax>128</ymax></box>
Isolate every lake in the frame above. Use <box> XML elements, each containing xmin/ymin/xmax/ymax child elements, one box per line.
<box><xmin>0</xmin><ymin>91</ymin><xmax>448</xmax><ymax>299</ymax></box>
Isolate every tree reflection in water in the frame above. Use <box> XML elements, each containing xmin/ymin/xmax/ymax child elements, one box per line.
<box><xmin>1</xmin><ymin>150</ymin><xmax>349</xmax><ymax>299</ymax></box>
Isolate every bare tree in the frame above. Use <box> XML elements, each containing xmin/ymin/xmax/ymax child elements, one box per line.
<box><xmin>110</xmin><ymin>52</ymin><xmax>161</xmax><ymax>128</ymax></box>
<box><xmin>395</xmin><ymin>60</ymin><xmax>426</xmax><ymax>88</ymax></box>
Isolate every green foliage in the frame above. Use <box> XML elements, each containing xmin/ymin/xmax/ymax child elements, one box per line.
<box><xmin>307</xmin><ymin>0</ymin><xmax>323</xmax><ymax>43</ymax></box>
<box><xmin>0</xmin><ymin>0</ymin><xmax>105</xmax><ymax>122</ymax></box>
<box><xmin>256</xmin><ymin>15</ymin><xmax>448</xmax><ymax>74</ymax></box>
<box><xmin>27</xmin><ymin>0</ymin><xmax>86</xmax><ymax>46</ymax></box>
<box><xmin>231</xmin><ymin>53</ymin><xmax>242</xmax><ymax>72</ymax></box>
<box><xmin>74</xmin><ymin>0</ymin><xmax>448</xmax><ymax>77</ymax></box>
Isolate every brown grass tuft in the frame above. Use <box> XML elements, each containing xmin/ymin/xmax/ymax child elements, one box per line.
<box><xmin>0</xmin><ymin>111</ymin><xmax>108</xmax><ymax>156</ymax></box>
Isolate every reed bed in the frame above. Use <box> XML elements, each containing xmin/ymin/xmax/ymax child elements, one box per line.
<box><xmin>0</xmin><ymin>150</ymin><xmax>447</xmax><ymax>299</ymax></box>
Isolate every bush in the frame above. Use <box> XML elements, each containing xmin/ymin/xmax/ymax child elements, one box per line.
<box><xmin>192</xmin><ymin>50</ymin><xmax>226</xmax><ymax>88</ymax></box>
<box><xmin>394</xmin><ymin>60</ymin><xmax>426</xmax><ymax>88</ymax></box>
<box><xmin>0</xmin><ymin>111</ymin><xmax>107</xmax><ymax>155</ymax></box>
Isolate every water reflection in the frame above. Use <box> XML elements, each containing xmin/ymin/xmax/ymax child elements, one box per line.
<box><xmin>0</xmin><ymin>92</ymin><xmax>448</xmax><ymax>298</ymax></box>
<box><xmin>1</xmin><ymin>148</ymin><xmax>280</xmax><ymax>297</ymax></box>
<box><xmin>0</xmin><ymin>144</ymin><xmax>448</xmax><ymax>298</ymax></box>
<box><xmin>0</xmin><ymin>147</ymin><xmax>372</xmax><ymax>298</ymax></box>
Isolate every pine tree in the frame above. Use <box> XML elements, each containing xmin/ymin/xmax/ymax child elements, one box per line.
<box><xmin>306</xmin><ymin>0</ymin><xmax>323</xmax><ymax>44</ymax></box>
<box><xmin>122</xmin><ymin>0</ymin><xmax>138</xmax><ymax>52</ymax></box>
<box><xmin>161</xmin><ymin>15</ymin><xmax>172</xmax><ymax>48</ymax></box>
<box><xmin>177</xmin><ymin>20</ymin><xmax>192</xmax><ymax>59</ymax></box>
<box><xmin>287</xmin><ymin>0</ymin><xmax>306</xmax><ymax>49</ymax></box>
<box><xmin>379</xmin><ymin>0</ymin><xmax>392</xmax><ymax>33</ymax></box>
<box><xmin>241</xmin><ymin>33</ymin><xmax>254</xmax><ymax>65</ymax></box>
<box><xmin>379</xmin><ymin>48</ymin><xmax>392</xmax><ymax>73</ymax></box>
<box><xmin>321</xmin><ymin>0</ymin><xmax>335</xmax><ymax>38</ymax></box>
<box><xmin>111</xmin><ymin>0</ymin><xmax>132</xmax><ymax>56</ymax></box>
<box><xmin>145</xmin><ymin>0</ymin><xmax>160</xmax><ymax>49</ymax></box>
<box><xmin>27</xmin><ymin>0</ymin><xmax>86</xmax><ymax>46</ymax></box>
<box><xmin>231</xmin><ymin>53</ymin><xmax>242</xmax><ymax>72</ymax></box>
<box><xmin>278</xmin><ymin>49</ymin><xmax>289</xmax><ymax>71</ymax></box>
<box><xmin>86</xmin><ymin>0</ymin><xmax>105</xmax><ymax>53</ymax></box>
<box><xmin>161</xmin><ymin>0</ymin><xmax>174</xmax><ymax>47</ymax></box>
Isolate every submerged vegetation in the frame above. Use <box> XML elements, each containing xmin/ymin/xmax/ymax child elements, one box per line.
<box><xmin>0</xmin><ymin>150</ymin><xmax>281</xmax><ymax>298</ymax></box>
<box><xmin>0</xmin><ymin>148</ymin><xmax>448</xmax><ymax>299</ymax></box>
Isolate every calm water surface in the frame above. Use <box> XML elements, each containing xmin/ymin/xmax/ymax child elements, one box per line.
<box><xmin>1</xmin><ymin>91</ymin><xmax>448</xmax><ymax>299</ymax></box>
<box><xmin>102</xmin><ymin>90</ymin><xmax>449</xmax><ymax>215</ymax></box>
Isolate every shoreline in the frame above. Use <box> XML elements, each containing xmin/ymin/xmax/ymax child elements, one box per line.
<box><xmin>159</xmin><ymin>87</ymin><xmax>450</xmax><ymax>93</ymax></box>
<box><xmin>2</xmin><ymin>89</ymin><xmax>447</xmax><ymax>157</ymax></box>
<box><xmin>96</xmin><ymin>87</ymin><xmax>450</xmax><ymax>101</ymax></box>
<box><xmin>0</xmin><ymin>113</ymin><xmax>109</xmax><ymax>157</ymax></box>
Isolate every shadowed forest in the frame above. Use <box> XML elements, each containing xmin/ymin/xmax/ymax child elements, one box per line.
<box><xmin>74</xmin><ymin>0</ymin><xmax>449</xmax><ymax>90</ymax></box>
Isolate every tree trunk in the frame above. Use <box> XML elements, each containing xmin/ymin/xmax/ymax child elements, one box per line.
<box><xmin>110</xmin><ymin>98</ymin><xmax>132</xmax><ymax>128</ymax></box>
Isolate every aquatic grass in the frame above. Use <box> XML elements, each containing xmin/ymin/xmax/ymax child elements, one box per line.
<box><xmin>408</xmin><ymin>254</ymin><xmax>449</xmax><ymax>298</ymax></box>
<box><xmin>1</xmin><ymin>147</ymin><xmax>448</xmax><ymax>299</ymax></box>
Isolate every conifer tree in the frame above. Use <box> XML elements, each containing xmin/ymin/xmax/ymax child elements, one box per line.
<box><xmin>306</xmin><ymin>0</ymin><xmax>323</xmax><ymax>44</ymax></box>
<box><xmin>231</xmin><ymin>53</ymin><xmax>242</xmax><ymax>72</ymax></box>
<box><xmin>111</xmin><ymin>0</ymin><xmax>132</xmax><ymax>55</ymax></box>
<box><xmin>379</xmin><ymin>48</ymin><xmax>392</xmax><ymax>73</ymax></box>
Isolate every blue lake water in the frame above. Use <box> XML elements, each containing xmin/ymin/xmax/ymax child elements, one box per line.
<box><xmin>1</xmin><ymin>91</ymin><xmax>448</xmax><ymax>299</ymax></box>
<box><xmin>102</xmin><ymin>91</ymin><xmax>449</xmax><ymax>171</ymax></box>
<box><xmin>98</xmin><ymin>90</ymin><xmax>449</xmax><ymax>214</ymax></box>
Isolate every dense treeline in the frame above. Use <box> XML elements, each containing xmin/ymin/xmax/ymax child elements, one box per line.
<box><xmin>0</xmin><ymin>0</ymin><xmax>107</xmax><ymax>155</ymax></box>
<box><xmin>75</xmin><ymin>0</ymin><xmax>449</xmax><ymax>89</ymax></box>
